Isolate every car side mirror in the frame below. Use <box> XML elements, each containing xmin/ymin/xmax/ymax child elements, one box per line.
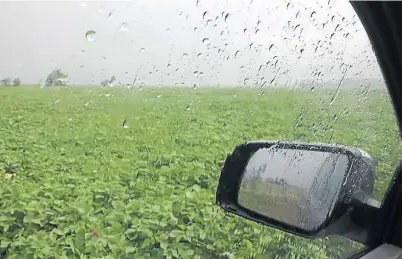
<box><xmin>216</xmin><ymin>141</ymin><xmax>380</xmax><ymax>242</ymax></box>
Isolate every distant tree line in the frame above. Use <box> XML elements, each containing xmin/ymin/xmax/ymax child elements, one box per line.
<box><xmin>1</xmin><ymin>77</ymin><xmax>21</xmax><ymax>86</ymax></box>
<box><xmin>2</xmin><ymin>69</ymin><xmax>124</xmax><ymax>87</ymax></box>
<box><xmin>45</xmin><ymin>69</ymin><xmax>69</xmax><ymax>87</ymax></box>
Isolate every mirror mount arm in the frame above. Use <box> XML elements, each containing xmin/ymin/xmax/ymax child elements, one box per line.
<box><xmin>352</xmin><ymin>190</ymin><xmax>382</xmax><ymax>209</ymax></box>
<box><xmin>321</xmin><ymin>191</ymin><xmax>381</xmax><ymax>246</ymax></box>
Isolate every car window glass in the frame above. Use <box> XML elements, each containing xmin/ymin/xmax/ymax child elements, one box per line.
<box><xmin>0</xmin><ymin>0</ymin><xmax>400</xmax><ymax>258</ymax></box>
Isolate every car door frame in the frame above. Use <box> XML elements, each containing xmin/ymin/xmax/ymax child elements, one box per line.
<box><xmin>350</xmin><ymin>1</ymin><xmax>402</xmax><ymax>256</ymax></box>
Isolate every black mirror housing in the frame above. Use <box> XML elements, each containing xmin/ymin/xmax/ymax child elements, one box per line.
<box><xmin>216</xmin><ymin>140</ymin><xmax>379</xmax><ymax>241</ymax></box>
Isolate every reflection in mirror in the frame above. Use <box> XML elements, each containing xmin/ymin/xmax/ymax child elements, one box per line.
<box><xmin>238</xmin><ymin>146</ymin><xmax>349</xmax><ymax>231</ymax></box>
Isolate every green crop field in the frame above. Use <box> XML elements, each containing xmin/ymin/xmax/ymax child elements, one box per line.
<box><xmin>0</xmin><ymin>86</ymin><xmax>400</xmax><ymax>259</ymax></box>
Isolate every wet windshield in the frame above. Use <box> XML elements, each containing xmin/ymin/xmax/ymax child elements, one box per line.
<box><xmin>0</xmin><ymin>1</ymin><xmax>400</xmax><ymax>258</ymax></box>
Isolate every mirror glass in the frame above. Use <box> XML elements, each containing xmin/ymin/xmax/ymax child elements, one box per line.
<box><xmin>238</xmin><ymin>146</ymin><xmax>349</xmax><ymax>231</ymax></box>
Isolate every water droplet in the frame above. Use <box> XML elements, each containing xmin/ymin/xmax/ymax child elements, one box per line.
<box><xmin>68</xmin><ymin>116</ymin><xmax>73</xmax><ymax>121</ymax></box>
<box><xmin>311</xmin><ymin>86</ymin><xmax>315</xmax><ymax>92</ymax></box>
<box><xmin>294</xmin><ymin>24</ymin><xmax>300</xmax><ymax>31</ymax></box>
<box><xmin>235</xmin><ymin>50</ymin><xmax>240</xmax><ymax>58</ymax></box>
<box><xmin>203</xmin><ymin>11</ymin><xmax>208</xmax><ymax>20</ymax></box>
<box><xmin>101</xmin><ymin>56</ymin><xmax>106</xmax><ymax>60</ymax></box>
<box><xmin>335</xmin><ymin>24</ymin><xmax>340</xmax><ymax>31</ymax></box>
<box><xmin>140</xmin><ymin>48</ymin><xmax>145</xmax><ymax>53</ymax></box>
<box><xmin>181</xmin><ymin>53</ymin><xmax>189</xmax><ymax>59</ymax></box>
<box><xmin>193</xmin><ymin>84</ymin><xmax>197</xmax><ymax>90</ymax></box>
<box><xmin>269</xmin><ymin>44</ymin><xmax>274</xmax><ymax>51</ymax></box>
<box><xmin>81</xmin><ymin>49</ymin><xmax>86</xmax><ymax>53</ymax></box>
<box><xmin>167</xmin><ymin>63</ymin><xmax>171</xmax><ymax>68</ymax></box>
<box><xmin>194</xmin><ymin>27</ymin><xmax>199</xmax><ymax>32</ymax></box>
<box><xmin>202</xmin><ymin>38</ymin><xmax>210</xmax><ymax>45</ymax></box>
<box><xmin>243</xmin><ymin>28</ymin><xmax>247</xmax><ymax>34</ymax></box>
<box><xmin>120</xmin><ymin>22</ymin><xmax>129</xmax><ymax>32</ymax></box>
<box><xmin>331</xmin><ymin>15</ymin><xmax>335</xmax><ymax>22</ymax></box>
<box><xmin>107</xmin><ymin>12</ymin><xmax>113</xmax><ymax>20</ymax></box>
<box><xmin>205</xmin><ymin>19</ymin><xmax>214</xmax><ymax>26</ymax></box>
<box><xmin>300</xmin><ymin>48</ymin><xmax>304</xmax><ymax>54</ymax></box>
<box><xmin>224</xmin><ymin>13</ymin><xmax>230</xmax><ymax>22</ymax></box>
<box><xmin>330</xmin><ymin>33</ymin><xmax>335</xmax><ymax>39</ymax></box>
<box><xmin>123</xmin><ymin>119</ymin><xmax>129</xmax><ymax>129</ymax></box>
<box><xmin>85</xmin><ymin>30</ymin><xmax>96</xmax><ymax>42</ymax></box>
<box><xmin>244</xmin><ymin>77</ymin><xmax>250</xmax><ymax>85</ymax></box>
<box><xmin>311</xmin><ymin>11</ymin><xmax>316</xmax><ymax>18</ymax></box>
<box><xmin>54</xmin><ymin>99</ymin><xmax>61</xmax><ymax>104</ymax></box>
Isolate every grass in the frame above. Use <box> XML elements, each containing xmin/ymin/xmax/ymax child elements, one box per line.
<box><xmin>0</xmin><ymin>86</ymin><xmax>400</xmax><ymax>258</ymax></box>
<box><xmin>238</xmin><ymin>180</ymin><xmax>303</xmax><ymax>226</ymax></box>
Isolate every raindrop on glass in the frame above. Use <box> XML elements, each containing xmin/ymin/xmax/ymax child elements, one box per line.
<box><xmin>197</xmin><ymin>53</ymin><xmax>203</xmax><ymax>58</ymax></box>
<box><xmin>203</xmin><ymin>11</ymin><xmax>208</xmax><ymax>20</ymax></box>
<box><xmin>310</xmin><ymin>11</ymin><xmax>316</xmax><ymax>18</ymax></box>
<box><xmin>181</xmin><ymin>53</ymin><xmax>189</xmax><ymax>59</ymax></box>
<box><xmin>120</xmin><ymin>22</ymin><xmax>129</xmax><ymax>32</ymax></box>
<box><xmin>122</xmin><ymin>119</ymin><xmax>129</xmax><ymax>129</ymax></box>
<box><xmin>224</xmin><ymin>13</ymin><xmax>230</xmax><ymax>22</ymax></box>
<box><xmin>85</xmin><ymin>30</ymin><xmax>96</xmax><ymax>42</ymax></box>
<box><xmin>202</xmin><ymin>38</ymin><xmax>210</xmax><ymax>46</ymax></box>
<box><xmin>107</xmin><ymin>12</ymin><xmax>113</xmax><ymax>20</ymax></box>
<box><xmin>140</xmin><ymin>48</ymin><xmax>145</xmax><ymax>53</ymax></box>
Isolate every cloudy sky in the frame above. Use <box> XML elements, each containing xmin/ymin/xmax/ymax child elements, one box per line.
<box><xmin>0</xmin><ymin>0</ymin><xmax>383</xmax><ymax>87</ymax></box>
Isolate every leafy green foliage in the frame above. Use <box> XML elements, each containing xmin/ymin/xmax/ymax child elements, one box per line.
<box><xmin>45</xmin><ymin>70</ymin><xmax>69</xmax><ymax>87</ymax></box>
<box><xmin>12</xmin><ymin>78</ymin><xmax>21</xmax><ymax>87</ymax></box>
<box><xmin>1</xmin><ymin>78</ymin><xmax>11</xmax><ymax>86</ymax></box>
<box><xmin>0</xmin><ymin>86</ymin><xmax>399</xmax><ymax>258</ymax></box>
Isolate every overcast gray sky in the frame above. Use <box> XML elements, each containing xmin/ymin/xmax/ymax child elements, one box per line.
<box><xmin>0</xmin><ymin>0</ymin><xmax>383</xmax><ymax>87</ymax></box>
